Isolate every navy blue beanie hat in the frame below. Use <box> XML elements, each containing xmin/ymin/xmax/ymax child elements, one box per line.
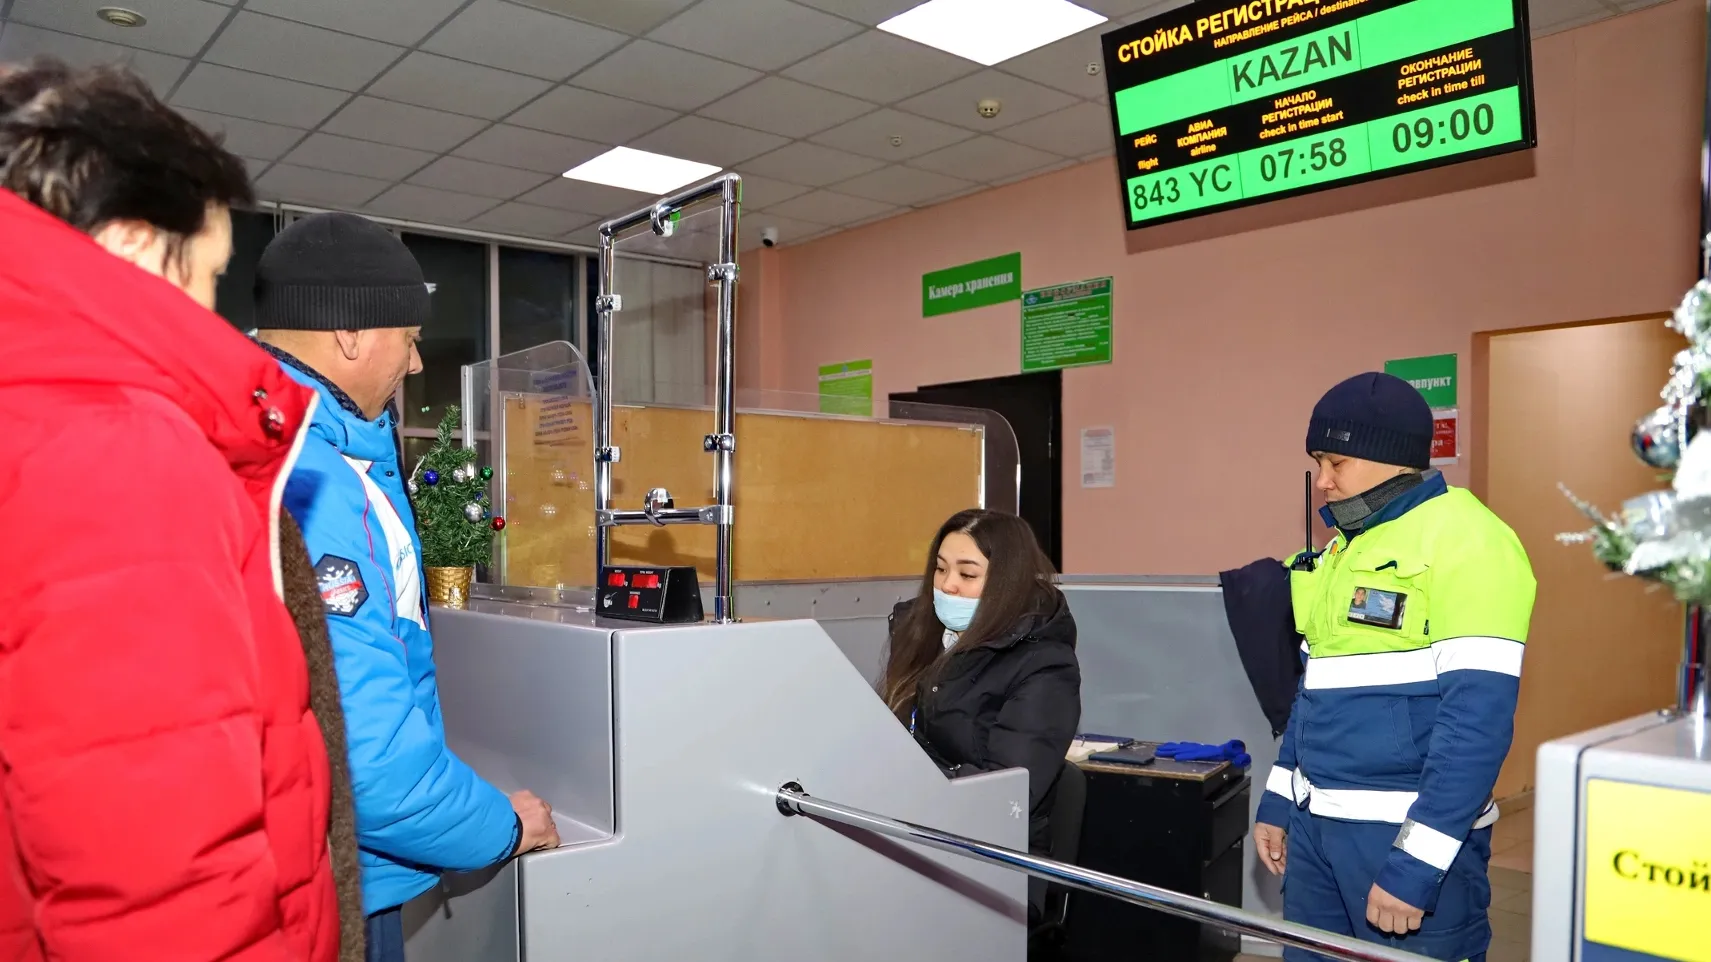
<box><xmin>1306</xmin><ymin>372</ymin><xmax>1434</xmax><ymax>469</ymax></box>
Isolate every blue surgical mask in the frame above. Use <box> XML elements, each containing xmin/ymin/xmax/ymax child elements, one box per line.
<box><xmin>933</xmin><ymin>588</ymin><xmax>979</xmax><ymax>632</ymax></box>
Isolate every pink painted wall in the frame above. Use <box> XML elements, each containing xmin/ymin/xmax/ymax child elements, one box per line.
<box><xmin>761</xmin><ymin>0</ymin><xmax>1704</xmax><ymax>575</ymax></box>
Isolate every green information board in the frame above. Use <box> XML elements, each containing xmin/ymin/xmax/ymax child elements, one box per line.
<box><xmin>923</xmin><ymin>253</ymin><xmax>1022</xmax><ymax>317</ymax></box>
<box><xmin>1100</xmin><ymin>0</ymin><xmax>1537</xmax><ymax>229</ymax></box>
<box><xmin>1021</xmin><ymin>277</ymin><xmax>1114</xmax><ymax>372</ymax></box>
<box><xmin>1384</xmin><ymin>353</ymin><xmax>1457</xmax><ymax>407</ymax></box>
<box><xmin>818</xmin><ymin>359</ymin><xmax>873</xmax><ymax>416</ymax></box>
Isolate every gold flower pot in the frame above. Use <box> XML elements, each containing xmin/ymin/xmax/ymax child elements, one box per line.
<box><xmin>425</xmin><ymin>566</ymin><xmax>475</xmax><ymax>609</ymax></box>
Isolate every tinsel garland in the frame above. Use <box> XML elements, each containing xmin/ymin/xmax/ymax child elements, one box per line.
<box><xmin>1558</xmin><ymin>278</ymin><xmax>1711</xmax><ymax>604</ymax></box>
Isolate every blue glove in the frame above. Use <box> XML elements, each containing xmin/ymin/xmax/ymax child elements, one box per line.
<box><xmin>1156</xmin><ymin>740</ymin><xmax>1252</xmax><ymax>768</ymax></box>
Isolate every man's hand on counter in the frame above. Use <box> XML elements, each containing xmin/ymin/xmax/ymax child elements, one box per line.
<box><xmin>511</xmin><ymin>790</ymin><xmax>561</xmax><ymax>854</ymax></box>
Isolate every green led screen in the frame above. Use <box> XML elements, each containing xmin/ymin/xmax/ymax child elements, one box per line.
<box><xmin>1099</xmin><ymin>0</ymin><xmax>1536</xmax><ymax>229</ymax></box>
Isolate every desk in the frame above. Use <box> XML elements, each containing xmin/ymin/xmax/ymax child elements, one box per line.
<box><xmin>1058</xmin><ymin>746</ymin><xmax>1251</xmax><ymax>962</ymax></box>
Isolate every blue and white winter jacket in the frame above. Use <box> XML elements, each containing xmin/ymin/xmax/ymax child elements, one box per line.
<box><xmin>272</xmin><ymin>349</ymin><xmax>519</xmax><ymax>914</ymax></box>
<box><xmin>1254</xmin><ymin>472</ymin><xmax>1536</xmax><ymax>912</ymax></box>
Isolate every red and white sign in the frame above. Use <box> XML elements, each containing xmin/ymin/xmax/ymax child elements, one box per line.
<box><xmin>1430</xmin><ymin>408</ymin><xmax>1459</xmax><ymax>465</ymax></box>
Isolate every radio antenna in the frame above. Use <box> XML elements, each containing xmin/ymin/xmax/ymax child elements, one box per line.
<box><xmin>1304</xmin><ymin>470</ymin><xmax>1313</xmax><ymax>556</ymax></box>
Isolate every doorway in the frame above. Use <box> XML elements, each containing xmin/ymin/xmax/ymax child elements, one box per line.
<box><xmin>1478</xmin><ymin>316</ymin><xmax>1683</xmax><ymax>807</ymax></box>
<box><xmin>891</xmin><ymin>371</ymin><xmax>1063</xmax><ymax>570</ymax></box>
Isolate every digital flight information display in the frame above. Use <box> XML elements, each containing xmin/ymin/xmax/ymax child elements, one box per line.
<box><xmin>1100</xmin><ymin>0</ymin><xmax>1536</xmax><ymax>229</ymax></box>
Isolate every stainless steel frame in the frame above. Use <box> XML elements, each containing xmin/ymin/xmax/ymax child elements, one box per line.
<box><xmin>776</xmin><ymin>785</ymin><xmax>1437</xmax><ymax>962</ymax></box>
<box><xmin>595</xmin><ymin>174</ymin><xmax>741</xmax><ymax>623</ymax></box>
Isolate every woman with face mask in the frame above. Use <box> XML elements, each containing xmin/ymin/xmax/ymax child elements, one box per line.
<box><xmin>879</xmin><ymin>510</ymin><xmax>1082</xmax><ymax>919</ymax></box>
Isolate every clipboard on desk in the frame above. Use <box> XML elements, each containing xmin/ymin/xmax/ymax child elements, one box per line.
<box><xmin>1086</xmin><ymin>744</ymin><xmax>1157</xmax><ymax>768</ymax></box>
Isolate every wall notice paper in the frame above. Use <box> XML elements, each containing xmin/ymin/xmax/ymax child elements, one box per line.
<box><xmin>922</xmin><ymin>252</ymin><xmax>1022</xmax><ymax>317</ymax></box>
<box><xmin>1022</xmin><ymin>276</ymin><xmax>1114</xmax><ymax>372</ymax></box>
<box><xmin>1431</xmin><ymin>409</ymin><xmax>1458</xmax><ymax>465</ymax></box>
<box><xmin>1081</xmin><ymin>426</ymin><xmax>1116</xmax><ymax>488</ymax></box>
<box><xmin>818</xmin><ymin>359</ymin><xmax>873</xmax><ymax>417</ymax></box>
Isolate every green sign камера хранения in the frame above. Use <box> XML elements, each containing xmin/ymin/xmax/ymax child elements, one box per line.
<box><xmin>1021</xmin><ymin>277</ymin><xmax>1114</xmax><ymax>372</ymax></box>
<box><xmin>923</xmin><ymin>253</ymin><xmax>1022</xmax><ymax>317</ymax></box>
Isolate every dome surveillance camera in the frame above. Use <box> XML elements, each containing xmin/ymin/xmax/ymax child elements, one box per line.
<box><xmin>760</xmin><ymin>227</ymin><xmax>780</xmax><ymax>248</ymax></box>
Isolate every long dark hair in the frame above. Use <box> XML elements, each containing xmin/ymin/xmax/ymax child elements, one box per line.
<box><xmin>880</xmin><ymin>509</ymin><xmax>1058</xmax><ymax>720</ymax></box>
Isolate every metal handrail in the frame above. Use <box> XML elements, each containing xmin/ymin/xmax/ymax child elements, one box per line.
<box><xmin>775</xmin><ymin>784</ymin><xmax>1435</xmax><ymax>962</ymax></box>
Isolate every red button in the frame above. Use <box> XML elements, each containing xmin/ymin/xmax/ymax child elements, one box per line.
<box><xmin>628</xmin><ymin>593</ymin><xmax>640</xmax><ymax>609</ymax></box>
<box><xmin>608</xmin><ymin>572</ymin><xmax>626</xmax><ymax>587</ymax></box>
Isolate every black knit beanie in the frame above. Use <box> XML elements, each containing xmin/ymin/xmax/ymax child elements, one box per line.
<box><xmin>1305</xmin><ymin>372</ymin><xmax>1434</xmax><ymax>469</ymax></box>
<box><xmin>254</xmin><ymin>212</ymin><xmax>431</xmax><ymax>330</ymax></box>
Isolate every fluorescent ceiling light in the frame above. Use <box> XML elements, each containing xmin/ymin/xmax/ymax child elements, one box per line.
<box><xmin>561</xmin><ymin>147</ymin><xmax>721</xmax><ymax>196</ymax></box>
<box><xmin>878</xmin><ymin>0</ymin><xmax>1106</xmax><ymax>66</ymax></box>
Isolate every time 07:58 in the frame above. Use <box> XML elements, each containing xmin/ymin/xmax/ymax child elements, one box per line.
<box><xmin>1256</xmin><ymin>137</ymin><xmax>1348</xmax><ymax>182</ymax></box>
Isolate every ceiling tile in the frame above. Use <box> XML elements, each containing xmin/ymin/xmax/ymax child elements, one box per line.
<box><xmin>177</xmin><ymin>108</ymin><xmax>306</xmax><ymax>161</ymax></box>
<box><xmin>255</xmin><ymin>163</ymin><xmax>391</xmax><ymax>208</ymax></box>
<box><xmin>0</xmin><ymin>23</ymin><xmax>189</xmax><ymax>92</ymax></box>
<box><xmin>424</xmin><ymin>0</ymin><xmax>627</xmax><ymax>81</ymax></box>
<box><xmin>368</xmin><ymin>52</ymin><xmax>553</xmax><ymax>120</ymax></box>
<box><xmin>468</xmin><ymin>201</ymin><xmax>581</xmax><ymax>237</ymax></box>
<box><xmin>809</xmin><ymin>107</ymin><xmax>975</xmax><ymax>160</ymax></box>
<box><xmin>830</xmin><ymin>164</ymin><xmax>975</xmax><ymax>206</ymax></box>
<box><xmin>244</xmin><ymin>0</ymin><xmax>468</xmax><ymax>45</ymax></box>
<box><xmin>571</xmin><ymin>40</ymin><xmax>761</xmax><ymax>112</ymax></box>
<box><xmin>172</xmin><ymin>64</ymin><xmax>348</xmax><ymax>129</ymax></box>
<box><xmin>518</xmin><ymin>178</ymin><xmax>654</xmax><ymax>217</ymax></box>
<box><xmin>648</xmin><ymin>0</ymin><xmax>862</xmax><ymax>71</ymax></box>
<box><xmin>510</xmin><ymin>86</ymin><xmax>678</xmax><ymax>143</ymax></box>
<box><xmin>738</xmin><ymin>142</ymin><xmax>885</xmax><ymax>187</ymax></box>
<box><xmin>1080</xmin><ymin>0</ymin><xmax>1192</xmax><ymax>16</ymax></box>
<box><xmin>766</xmin><ymin>189</ymin><xmax>897</xmax><ymax>226</ymax></box>
<box><xmin>365</xmin><ymin>184</ymin><xmax>499</xmax><ymax>223</ymax></box>
<box><xmin>699</xmin><ymin>76</ymin><xmax>874</xmax><ymax>138</ymax></box>
<box><xmin>240</xmin><ymin>158</ymin><xmax>272</xmax><ymax>181</ymax></box>
<box><xmin>1526</xmin><ymin>0</ymin><xmax>1613</xmax><ymax>32</ymax></box>
<box><xmin>204</xmin><ymin>11</ymin><xmax>401</xmax><ymax>91</ymax></box>
<box><xmin>738</xmin><ymin>212</ymin><xmax>826</xmax><ymax>249</ymax></box>
<box><xmin>284</xmin><ymin>133</ymin><xmax>437</xmax><ymax>180</ymax></box>
<box><xmin>320</xmin><ymin>97</ymin><xmax>489</xmax><ymax>152</ymax></box>
<box><xmin>8</xmin><ymin>0</ymin><xmax>229</xmax><ymax>57</ymax></box>
<box><xmin>454</xmin><ymin>125</ymin><xmax>606</xmax><ymax>174</ymax></box>
<box><xmin>508</xmin><ymin>0</ymin><xmax>698</xmax><ymax>33</ymax></box>
<box><xmin>907</xmin><ymin>134</ymin><xmax>1063</xmax><ymax>182</ymax></box>
<box><xmin>560</xmin><ymin>219</ymin><xmax>606</xmax><ymax>246</ymax></box>
<box><xmin>782</xmin><ymin>30</ymin><xmax>978</xmax><ymax>105</ymax></box>
<box><xmin>993</xmin><ymin>157</ymin><xmax>1077</xmax><ymax>187</ymax></box>
<box><xmin>734</xmin><ymin>175</ymin><xmax>810</xmax><ymax>209</ymax></box>
<box><xmin>996</xmin><ymin>24</ymin><xmax>1109</xmax><ymax>100</ymax></box>
<box><xmin>996</xmin><ymin>101</ymin><xmax>1114</xmax><ymax>157</ymax></box>
<box><xmin>628</xmin><ymin>116</ymin><xmax>787</xmax><ymax>167</ymax></box>
<box><xmin>899</xmin><ymin>70</ymin><xmax>1080</xmax><ymax>132</ymax></box>
<box><xmin>789</xmin><ymin>0</ymin><xmax>921</xmax><ymax>25</ymax></box>
<box><xmin>410</xmin><ymin>156</ymin><xmax>554</xmax><ymax>199</ymax></box>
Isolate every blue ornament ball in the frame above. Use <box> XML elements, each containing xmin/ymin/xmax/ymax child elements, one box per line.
<box><xmin>423</xmin><ymin>470</ymin><xmax>440</xmax><ymax>486</ymax></box>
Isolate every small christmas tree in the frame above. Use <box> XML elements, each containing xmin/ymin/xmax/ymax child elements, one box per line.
<box><xmin>408</xmin><ymin>406</ymin><xmax>504</xmax><ymax>570</ymax></box>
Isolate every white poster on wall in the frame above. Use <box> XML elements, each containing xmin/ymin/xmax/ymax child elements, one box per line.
<box><xmin>1080</xmin><ymin>426</ymin><xmax>1115</xmax><ymax>488</ymax></box>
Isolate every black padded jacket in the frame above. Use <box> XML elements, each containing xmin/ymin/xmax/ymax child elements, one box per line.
<box><xmin>888</xmin><ymin>592</ymin><xmax>1082</xmax><ymax>853</ymax></box>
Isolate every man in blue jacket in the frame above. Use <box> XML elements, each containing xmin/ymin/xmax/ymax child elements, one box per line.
<box><xmin>253</xmin><ymin>213</ymin><xmax>559</xmax><ymax>962</ymax></box>
<box><xmin>1253</xmin><ymin>373</ymin><xmax>1534</xmax><ymax>962</ymax></box>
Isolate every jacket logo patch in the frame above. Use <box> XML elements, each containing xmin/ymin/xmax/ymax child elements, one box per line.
<box><xmin>313</xmin><ymin>555</ymin><xmax>368</xmax><ymax>617</ymax></box>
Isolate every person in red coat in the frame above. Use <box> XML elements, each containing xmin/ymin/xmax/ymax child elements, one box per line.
<box><xmin>0</xmin><ymin>60</ymin><xmax>353</xmax><ymax>962</ymax></box>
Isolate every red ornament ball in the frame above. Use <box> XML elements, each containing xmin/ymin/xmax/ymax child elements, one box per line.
<box><xmin>491</xmin><ymin>516</ymin><xmax>506</xmax><ymax>531</ymax></box>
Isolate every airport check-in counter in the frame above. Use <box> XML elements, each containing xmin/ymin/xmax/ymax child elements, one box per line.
<box><xmin>402</xmin><ymin>592</ymin><xmax>1029</xmax><ymax>962</ymax></box>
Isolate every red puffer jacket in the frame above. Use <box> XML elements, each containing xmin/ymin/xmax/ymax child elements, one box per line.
<box><xmin>0</xmin><ymin>190</ymin><xmax>339</xmax><ymax>961</ymax></box>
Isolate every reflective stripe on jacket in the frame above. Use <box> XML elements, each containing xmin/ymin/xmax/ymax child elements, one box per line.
<box><xmin>1255</xmin><ymin>475</ymin><xmax>1535</xmax><ymax>912</ymax></box>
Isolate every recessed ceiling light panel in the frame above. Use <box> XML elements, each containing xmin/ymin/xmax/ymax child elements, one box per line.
<box><xmin>878</xmin><ymin>0</ymin><xmax>1106</xmax><ymax>66</ymax></box>
<box><xmin>561</xmin><ymin>147</ymin><xmax>722</xmax><ymax>196</ymax></box>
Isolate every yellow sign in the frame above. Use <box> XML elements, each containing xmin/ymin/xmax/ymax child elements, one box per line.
<box><xmin>1583</xmin><ymin>778</ymin><xmax>1711</xmax><ymax>962</ymax></box>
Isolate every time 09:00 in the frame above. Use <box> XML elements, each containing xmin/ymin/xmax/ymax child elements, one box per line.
<box><xmin>1392</xmin><ymin>102</ymin><xmax>1496</xmax><ymax>153</ymax></box>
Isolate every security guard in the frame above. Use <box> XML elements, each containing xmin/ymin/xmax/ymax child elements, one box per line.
<box><xmin>1252</xmin><ymin>372</ymin><xmax>1535</xmax><ymax>962</ymax></box>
